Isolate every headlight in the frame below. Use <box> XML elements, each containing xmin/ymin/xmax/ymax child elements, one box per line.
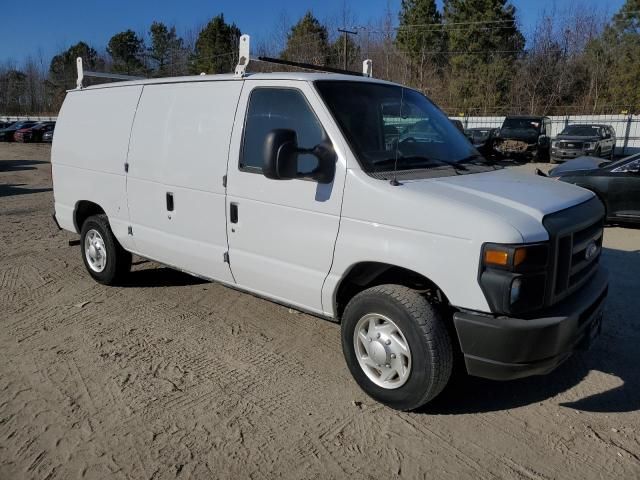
<box><xmin>551</xmin><ymin>141</ymin><xmax>558</xmax><ymax>148</ymax></box>
<box><xmin>479</xmin><ymin>243</ymin><xmax>549</xmax><ymax>315</ymax></box>
<box><xmin>583</xmin><ymin>142</ymin><xmax>596</xmax><ymax>150</ymax></box>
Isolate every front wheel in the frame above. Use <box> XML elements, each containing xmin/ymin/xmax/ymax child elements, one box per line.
<box><xmin>341</xmin><ymin>285</ymin><xmax>453</xmax><ymax>411</ymax></box>
<box><xmin>80</xmin><ymin>214</ymin><xmax>131</xmax><ymax>285</ymax></box>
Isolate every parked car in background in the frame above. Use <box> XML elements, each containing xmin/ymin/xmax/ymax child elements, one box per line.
<box><xmin>42</xmin><ymin>128</ymin><xmax>54</xmax><ymax>142</ymax></box>
<box><xmin>14</xmin><ymin>121</ymin><xmax>56</xmax><ymax>143</ymax></box>
<box><xmin>494</xmin><ymin>115</ymin><xmax>552</xmax><ymax>161</ymax></box>
<box><xmin>551</xmin><ymin>124</ymin><xmax>616</xmax><ymax>163</ymax></box>
<box><xmin>0</xmin><ymin>121</ymin><xmax>38</xmax><ymax>142</ymax></box>
<box><xmin>548</xmin><ymin>153</ymin><xmax>640</xmax><ymax>224</ymax></box>
<box><xmin>0</xmin><ymin>121</ymin><xmax>12</xmax><ymax>129</ymax></box>
<box><xmin>465</xmin><ymin>127</ymin><xmax>498</xmax><ymax>158</ymax></box>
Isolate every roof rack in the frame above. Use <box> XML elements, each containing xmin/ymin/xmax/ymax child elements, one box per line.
<box><xmin>76</xmin><ymin>57</ymin><xmax>144</xmax><ymax>89</ymax></box>
<box><xmin>234</xmin><ymin>34</ymin><xmax>373</xmax><ymax>78</ymax></box>
<box><xmin>75</xmin><ymin>34</ymin><xmax>373</xmax><ymax>88</ymax></box>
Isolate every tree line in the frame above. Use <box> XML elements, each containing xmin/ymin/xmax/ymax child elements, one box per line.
<box><xmin>1</xmin><ymin>0</ymin><xmax>638</xmax><ymax>117</ymax></box>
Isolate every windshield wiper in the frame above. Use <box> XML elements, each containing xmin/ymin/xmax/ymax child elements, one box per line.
<box><xmin>371</xmin><ymin>156</ymin><xmax>467</xmax><ymax>172</ymax></box>
<box><xmin>457</xmin><ymin>153</ymin><xmax>498</xmax><ymax>167</ymax></box>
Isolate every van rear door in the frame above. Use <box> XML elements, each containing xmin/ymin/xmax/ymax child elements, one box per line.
<box><xmin>126</xmin><ymin>81</ymin><xmax>242</xmax><ymax>282</ymax></box>
<box><xmin>225</xmin><ymin>80</ymin><xmax>346</xmax><ymax>314</ymax></box>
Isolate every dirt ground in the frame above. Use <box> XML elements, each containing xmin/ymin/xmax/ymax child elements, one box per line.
<box><xmin>1</xmin><ymin>143</ymin><xmax>639</xmax><ymax>480</ymax></box>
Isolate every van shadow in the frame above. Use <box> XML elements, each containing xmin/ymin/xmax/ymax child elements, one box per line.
<box><xmin>120</xmin><ymin>267</ymin><xmax>207</xmax><ymax>288</ymax></box>
<box><xmin>0</xmin><ymin>184</ymin><xmax>53</xmax><ymax>198</ymax></box>
<box><xmin>419</xmin><ymin>245</ymin><xmax>640</xmax><ymax>415</ymax></box>
<box><xmin>0</xmin><ymin>160</ymin><xmax>48</xmax><ymax>172</ymax></box>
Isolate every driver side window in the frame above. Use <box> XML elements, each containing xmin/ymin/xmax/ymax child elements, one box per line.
<box><xmin>240</xmin><ymin>88</ymin><xmax>324</xmax><ymax>175</ymax></box>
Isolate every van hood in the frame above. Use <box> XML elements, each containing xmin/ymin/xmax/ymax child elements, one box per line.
<box><xmin>344</xmin><ymin>167</ymin><xmax>596</xmax><ymax>245</ymax></box>
<box><xmin>398</xmin><ymin>168</ymin><xmax>593</xmax><ymax>241</ymax></box>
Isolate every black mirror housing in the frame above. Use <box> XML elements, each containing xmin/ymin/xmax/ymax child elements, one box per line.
<box><xmin>263</xmin><ymin>129</ymin><xmax>298</xmax><ymax>180</ymax></box>
<box><xmin>309</xmin><ymin>142</ymin><xmax>336</xmax><ymax>184</ymax></box>
<box><xmin>263</xmin><ymin>129</ymin><xmax>337</xmax><ymax>184</ymax></box>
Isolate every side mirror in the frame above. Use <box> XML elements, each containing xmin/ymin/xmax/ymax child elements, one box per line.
<box><xmin>263</xmin><ymin>129</ymin><xmax>299</xmax><ymax>181</ymax></box>
<box><xmin>262</xmin><ymin>129</ymin><xmax>336</xmax><ymax>184</ymax></box>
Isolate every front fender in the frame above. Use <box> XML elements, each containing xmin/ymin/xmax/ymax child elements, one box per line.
<box><xmin>321</xmin><ymin>217</ymin><xmax>491</xmax><ymax>317</ymax></box>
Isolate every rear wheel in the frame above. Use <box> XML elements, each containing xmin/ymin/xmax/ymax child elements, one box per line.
<box><xmin>341</xmin><ymin>284</ymin><xmax>453</xmax><ymax>411</ymax></box>
<box><xmin>80</xmin><ymin>214</ymin><xmax>131</xmax><ymax>285</ymax></box>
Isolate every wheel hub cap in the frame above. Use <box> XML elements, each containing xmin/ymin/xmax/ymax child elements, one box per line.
<box><xmin>353</xmin><ymin>313</ymin><xmax>412</xmax><ymax>389</ymax></box>
<box><xmin>84</xmin><ymin>229</ymin><xmax>107</xmax><ymax>273</ymax></box>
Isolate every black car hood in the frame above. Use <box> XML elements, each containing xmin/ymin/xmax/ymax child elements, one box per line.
<box><xmin>555</xmin><ymin>135</ymin><xmax>600</xmax><ymax>142</ymax></box>
<box><xmin>549</xmin><ymin>156</ymin><xmax>605</xmax><ymax>176</ymax></box>
<box><xmin>498</xmin><ymin>128</ymin><xmax>539</xmax><ymax>142</ymax></box>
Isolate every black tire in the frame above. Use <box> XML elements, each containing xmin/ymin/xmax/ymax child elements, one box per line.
<box><xmin>341</xmin><ymin>284</ymin><xmax>453</xmax><ymax>411</ymax></box>
<box><xmin>80</xmin><ymin>214</ymin><xmax>131</xmax><ymax>285</ymax></box>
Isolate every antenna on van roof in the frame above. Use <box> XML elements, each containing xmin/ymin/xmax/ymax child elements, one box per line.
<box><xmin>75</xmin><ymin>57</ymin><xmax>144</xmax><ymax>89</ymax></box>
<box><xmin>234</xmin><ymin>34</ymin><xmax>374</xmax><ymax>78</ymax></box>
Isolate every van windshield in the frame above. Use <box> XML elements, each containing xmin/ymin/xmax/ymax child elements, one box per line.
<box><xmin>315</xmin><ymin>81</ymin><xmax>489</xmax><ymax>176</ymax></box>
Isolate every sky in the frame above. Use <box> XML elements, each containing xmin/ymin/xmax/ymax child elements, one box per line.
<box><xmin>0</xmin><ymin>0</ymin><xmax>628</xmax><ymax>66</ymax></box>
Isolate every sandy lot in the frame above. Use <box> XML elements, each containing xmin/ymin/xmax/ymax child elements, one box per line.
<box><xmin>1</xmin><ymin>143</ymin><xmax>639</xmax><ymax>480</ymax></box>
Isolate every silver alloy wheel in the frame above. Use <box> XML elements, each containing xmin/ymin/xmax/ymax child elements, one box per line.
<box><xmin>353</xmin><ymin>313</ymin><xmax>412</xmax><ymax>389</ymax></box>
<box><xmin>84</xmin><ymin>229</ymin><xmax>107</xmax><ymax>273</ymax></box>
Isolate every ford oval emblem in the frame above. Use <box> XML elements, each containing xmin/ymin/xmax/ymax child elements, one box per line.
<box><xmin>585</xmin><ymin>241</ymin><xmax>598</xmax><ymax>260</ymax></box>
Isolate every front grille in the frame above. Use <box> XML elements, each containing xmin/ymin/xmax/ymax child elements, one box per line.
<box><xmin>542</xmin><ymin>197</ymin><xmax>605</xmax><ymax>306</ymax></box>
<box><xmin>554</xmin><ymin>219</ymin><xmax>603</xmax><ymax>297</ymax></box>
<box><xmin>558</xmin><ymin>141</ymin><xmax>584</xmax><ymax>149</ymax></box>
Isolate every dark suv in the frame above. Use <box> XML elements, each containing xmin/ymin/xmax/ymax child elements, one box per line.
<box><xmin>494</xmin><ymin>116</ymin><xmax>552</xmax><ymax>161</ymax></box>
<box><xmin>551</xmin><ymin>124</ymin><xmax>616</xmax><ymax>163</ymax></box>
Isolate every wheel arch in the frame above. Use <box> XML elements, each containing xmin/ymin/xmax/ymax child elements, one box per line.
<box><xmin>73</xmin><ymin>200</ymin><xmax>106</xmax><ymax>233</ymax></box>
<box><xmin>333</xmin><ymin>261</ymin><xmax>451</xmax><ymax>321</ymax></box>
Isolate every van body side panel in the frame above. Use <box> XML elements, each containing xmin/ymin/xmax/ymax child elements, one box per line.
<box><xmin>323</xmin><ymin>168</ymin><xmax>528</xmax><ymax>315</ymax></box>
<box><xmin>225</xmin><ymin>80</ymin><xmax>348</xmax><ymax>313</ymax></box>
<box><xmin>126</xmin><ymin>81</ymin><xmax>242</xmax><ymax>283</ymax></box>
<box><xmin>51</xmin><ymin>86</ymin><xmax>143</xmax><ymax>246</ymax></box>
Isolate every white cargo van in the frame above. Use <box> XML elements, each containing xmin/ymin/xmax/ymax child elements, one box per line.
<box><xmin>52</xmin><ymin>63</ymin><xmax>608</xmax><ymax>410</ymax></box>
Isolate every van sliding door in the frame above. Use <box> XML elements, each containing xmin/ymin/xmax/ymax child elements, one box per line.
<box><xmin>125</xmin><ymin>81</ymin><xmax>242</xmax><ymax>283</ymax></box>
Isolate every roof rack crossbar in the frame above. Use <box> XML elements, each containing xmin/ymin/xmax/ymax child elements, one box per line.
<box><xmin>76</xmin><ymin>57</ymin><xmax>145</xmax><ymax>89</ymax></box>
<box><xmin>84</xmin><ymin>71</ymin><xmax>145</xmax><ymax>81</ymax></box>
<box><xmin>255</xmin><ymin>56</ymin><xmax>367</xmax><ymax>77</ymax></box>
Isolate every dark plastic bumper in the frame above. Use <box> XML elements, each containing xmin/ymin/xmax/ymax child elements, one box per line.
<box><xmin>453</xmin><ymin>267</ymin><xmax>608</xmax><ymax>381</ymax></box>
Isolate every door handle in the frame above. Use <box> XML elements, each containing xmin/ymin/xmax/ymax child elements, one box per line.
<box><xmin>166</xmin><ymin>192</ymin><xmax>174</xmax><ymax>211</ymax></box>
<box><xmin>230</xmin><ymin>203</ymin><xmax>238</xmax><ymax>224</ymax></box>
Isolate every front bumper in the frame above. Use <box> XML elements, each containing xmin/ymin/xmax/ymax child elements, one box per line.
<box><xmin>551</xmin><ymin>149</ymin><xmax>595</xmax><ymax>161</ymax></box>
<box><xmin>453</xmin><ymin>267</ymin><xmax>608</xmax><ymax>381</ymax></box>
